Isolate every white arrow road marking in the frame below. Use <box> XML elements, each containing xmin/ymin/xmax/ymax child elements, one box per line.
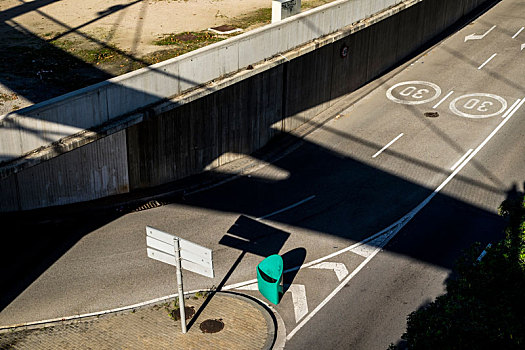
<box><xmin>464</xmin><ymin>25</ymin><xmax>496</xmax><ymax>42</ymax></box>
<box><xmin>521</xmin><ymin>43</ymin><xmax>525</xmax><ymax>51</ymax></box>
<box><xmin>285</xmin><ymin>284</ymin><xmax>308</xmax><ymax>323</ymax></box>
<box><xmin>309</xmin><ymin>262</ymin><xmax>349</xmax><ymax>281</ymax></box>
<box><xmin>235</xmin><ymin>282</ymin><xmax>308</xmax><ymax>323</ymax></box>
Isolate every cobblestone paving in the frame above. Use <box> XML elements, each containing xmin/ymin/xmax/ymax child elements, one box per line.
<box><xmin>0</xmin><ymin>293</ymin><xmax>273</xmax><ymax>350</ymax></box>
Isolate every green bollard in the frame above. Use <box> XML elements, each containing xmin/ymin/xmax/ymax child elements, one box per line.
<box><xmin>256</xmin><ymin>254</ymin><xmax>284</xmax><ymax>305</ymax></box>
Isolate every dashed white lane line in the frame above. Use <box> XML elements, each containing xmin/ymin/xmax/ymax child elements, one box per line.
<box><xmin>286</xmin><ymin>95</ymin><xmax>525</xmax><ymax>341</ymax></box>
<box><xmin>257</xmin><ymin>195</ymin><xmax>316</xmax><ymax>220</ymax></box>
<box><xmin>502</xmin><ymin>99</ymin><xmax>522</xmax><ymax>118</ymax></box>
<box><xmin>512</xmin><ymin>27</ymin><xmax>524</xmax><ymax>39</ymax></box>
<box><xmin>478</xmin><ymin>53</ymin><xmax>497</xmax><ymax>70</ymax></box>
<box><xmin>432</xmin><ymin>90</ymin><xmax>454</xmax><ymax>109</ymax></box>
<box><xmin>450</xmin><ymin>149</ymin><xmax>473</xmax><ymax>171</ymax></box>
<box><xmin>372</xmin><ymin>133</ymin><xmax>404</xmax><ymax>158</ymax></box>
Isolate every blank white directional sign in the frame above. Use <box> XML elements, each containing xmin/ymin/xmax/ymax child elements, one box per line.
<box><xmin>146</xmin><ymin>226</ymin><xmax>214</xmax><ymax>278</ymax></box>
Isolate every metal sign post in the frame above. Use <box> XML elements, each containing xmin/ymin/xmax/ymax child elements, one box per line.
<box><xmin>173</xmin><ymin>237</ymin><xmax>187</xmax><ymax>333</ymax></box>
<box><xmin>146</xmin><ymin>226</ymin><xmax>214</xmax><ymax>334</ymax></box>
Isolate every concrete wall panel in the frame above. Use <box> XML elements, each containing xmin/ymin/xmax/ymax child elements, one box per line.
<box><xmin>283</xmin><ymin>44</ymin><xmax>333</xmax><ymax>131</ymax></box>
<box><xmin>444</xmin><ymin>0</ymin><xmax>466</xmax><ymax>28</ymax></box>
<box><xmin>127</xmin><ymin>66</ymin><xmax>283</xmax><ymax>190</ymax></box>
<box><xmin>0</xmin><ymin>174</ymin><xmax>19</xmax><ymax>212</ymax></box>
<box><xmin>330</xmin><ymin>28</ymin><xmax>371</xmax><ymax>100</ymax></box>
<box><xmin>16</xmin><ymin>130</ymin><xmax>129</xmax><ymax>210</ymax></box>
<box><xmin>419</xmin><ymin>0</ymin><xmax>447</xmax><ymax>45</ymax></box>
<box><xmin>366</xmin><ymin>13</ymin><xmax>401</xmax><ymax>80</ymax></box>
<box><xmin>0</xmin><ymin>115</ymin><xmax>23</xmax><ymax>162</ymax></box>
<box><xmin>394</xmin><ymin>1</ymin><xmax>425</xmax><ymax>62</ymax></box>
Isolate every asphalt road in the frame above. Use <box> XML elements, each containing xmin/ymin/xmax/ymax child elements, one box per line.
<box><xmin>1</xmin><ymin>0</ymin><xmax>525</xmax><ymax>348</ymax></box>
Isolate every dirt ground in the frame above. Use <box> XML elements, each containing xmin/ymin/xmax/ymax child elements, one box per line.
<box><xmin>0</xmin><ymin>0</ymin><xmax>332</xmax><ymax>115</ymax></box>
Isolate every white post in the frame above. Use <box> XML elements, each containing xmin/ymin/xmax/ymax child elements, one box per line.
<box><xmin>173</xmin><ymin>237</ymin><xmax>187</xmax><ymax>333</ymax></box>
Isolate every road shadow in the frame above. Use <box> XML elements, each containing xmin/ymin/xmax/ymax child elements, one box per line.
<box><xmin>282</xmin><ymin>248</ymin><xmax>307</xmax><ymax>293</ymax></box>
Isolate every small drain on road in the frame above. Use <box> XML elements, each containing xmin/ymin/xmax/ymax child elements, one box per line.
<box><xmin>170</xmin><ymin>306</ymin><xmax>195</xmax><ymax>321</ymax></box>
<box><xmin>424</xmin><ymin>111</ymin><xmax>439</xmax><ymax>118</ymax></box>
<box><xmin>200</xmin><ymin>319</ymin><xmax>224</xmax><ymax>333</ymax></box>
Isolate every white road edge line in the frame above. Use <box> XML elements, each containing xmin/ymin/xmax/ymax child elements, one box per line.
<box><xmin>450</xmin><ymin>149</ymin><xmax>473</xmax><ymax>170</ymax></box>
<box><xmin>512</xmin><ymin>27</ymin><xmax>524</xmax><ymax>39</ymax></box>
<box><xmin>372</xmin><ymin>133</ymin><xmax>404</xmax><ymax>158</ymax></box>
<box><xmin>257</xmin><ymin>195</ymin><xmax>316</xmax><ymax>220</ymax></box>
<box><xmin>478</xmin><ymin>53</ymin><xmax>497</xmax><ymax>70</ymax></box>
<box><xmin>501</xmin><ymin>98</ymin><xmax>521</xmax><ymax>118</ymax></box>
<box><xmin>432</xmin><ymin>90</ymin><xmax>454</xmax><ymax>109</ymax></box>
<box><xmin>286</xmin><ymin>95</ymin><xmax>525</xmax><ymax>341</ymax></box>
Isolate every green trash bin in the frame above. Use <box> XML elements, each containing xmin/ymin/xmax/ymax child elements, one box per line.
<box><xmin>256</xmin><ymin>254</ymin><xmax>284</xmax><ymax>305</ymax></box>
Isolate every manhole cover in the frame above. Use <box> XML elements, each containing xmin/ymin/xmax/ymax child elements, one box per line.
<box><xmin>424</xmin><ymin>111</ymin><xmax>439</xmax><ymax>118</ymax></box>
<box><xmin>170</xmin><ymin>306</ymin><xmax>195</xmax><ymax>321</ymax></box>
<box><xmin>211</xmin><ymin>25</ymin><xmax>236</xmax><ymax>32</ymax></box>
<box><xmin>200</xmin><ymin>319</ymin><xmax>224</xmax><ymax>333</ymax></box>
<box><xmin>209</xmin><ymin>25</ymin><xmax>242</xmax><ymax>34</ymax></box>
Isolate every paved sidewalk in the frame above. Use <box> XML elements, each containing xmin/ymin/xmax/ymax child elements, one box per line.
<box><xmin>0</xmin><ymin>292</ymin><xmax>276</xmax><ymax>350</ymax></box>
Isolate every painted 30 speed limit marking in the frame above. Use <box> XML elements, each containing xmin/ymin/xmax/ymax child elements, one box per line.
<box><xmin>386</xmin><ymin>81</ymin><xmax>442</xmax><ymax>105</ymax></box>
<box><xmin>449</xmin><ymin>93</ymin><xmax>507</xmax><ymax>119</ymax></box>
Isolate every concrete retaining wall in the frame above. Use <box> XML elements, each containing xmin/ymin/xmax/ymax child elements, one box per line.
<box><xmin>0</xmin><ymin>0</ymin><xmax>496</xmax><ymax>211</ymax></box>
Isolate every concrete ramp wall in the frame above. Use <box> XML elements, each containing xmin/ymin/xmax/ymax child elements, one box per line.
<box><xmin>0</xmin><ymin>0</ymin><xmax>496</xmax><ymax>211</ymax></box>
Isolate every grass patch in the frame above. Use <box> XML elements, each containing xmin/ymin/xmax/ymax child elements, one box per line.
<box><xmin>154</xmin><ymin>31</ymin><xmax>222</xmax><ymax>46</ymax></box>
<box><xmin>231</xmin><ymin>8</ymin><xmax>272</xmax><ymax>29</ymax></box>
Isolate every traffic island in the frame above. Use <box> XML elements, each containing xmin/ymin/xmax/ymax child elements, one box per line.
<box><xmin>0</xmin><ymin>292</ymin><xmax>276</xmax><ymax>350</ymax></box>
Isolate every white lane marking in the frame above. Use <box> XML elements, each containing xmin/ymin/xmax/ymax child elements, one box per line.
<box><xmin>432</xmin><ymin>90</ymin><xmax>454</xmax><ymax>109</ymax></box>
<box><xmin>512</xmin><ymin>27</ymin><xmax>524</xmax><ymax>39</ymax></box>
<box><xmin>286</xmin><ymin>95</ymin><xmax>525</xmax><ymax>341</ymax></box>
<box><xmin>235</xmin><ymin>282</ymin><xmax>259</xmax><ymax>291</ymax></box>
<box><xmin>309</xmin><ymin>262</ymin><xmax>349</xmax><ymax>281</ymax></box>
<box><xmin>257</xmin><ymin>195</ymin><xmax>316</xmax><ymax>220</ymax></box>
<box><xmin>372</xmin><ymin>133</ymin><xmax>404</xmax><ymax>158</ymax></box>
<box><xmin>350</xmin><ymin>229</ymin><xmax>397</xmax><ymax>258</ymax></box>
<box><xmin>450</xmin><ymin>149</ymin><xmax>473</xmax><ymax>171</ymax></box>
<box><xmin>501</xmin><ymin>99</ymin><xmax>521</xmax><ymax>118</ymax></box>
<box><xmin>286</xmin><ymin>284</ymin><xmax>308</xmax><ymax>322</ymax></box>
<box><xmin>464</xmin><ymin>25</ymin><xmax>496</xmax><ymax>42</ymax></box>
<box><xmin>478</xmin><ymin>53</ymin><xmax>497</xmax><ymax>70</ymax></box>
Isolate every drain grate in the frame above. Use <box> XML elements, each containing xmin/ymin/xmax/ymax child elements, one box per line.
<box><xmin>132</xmin><ymin>200</ymin><xmax>167</xmax><ymax>212</ymax></box>
<box><xmin>200</xmin><ymin>319</ymin><xmax>224</xmax><ymax>333</ymax></box>
<box><xmin>424</xmin><ymin>111</ymin><xmax>439</xmax><ymax>118</ymax></box>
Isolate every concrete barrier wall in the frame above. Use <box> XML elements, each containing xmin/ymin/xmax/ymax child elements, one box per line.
<box><xmin>0</xmin><ymin>0</ymin><xmax>403</xmax><ymax>163</ymax></box>
<box><xmin>0</xmin><ymin>0</ymin><xmax>496</xmax><ymax>211</ymax></box>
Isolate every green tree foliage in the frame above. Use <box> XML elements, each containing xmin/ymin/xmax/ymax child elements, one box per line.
<box><xmin>398</xmin><ymin>194</ymin><xmax>525</xmax><ymax>349</ymax></box>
